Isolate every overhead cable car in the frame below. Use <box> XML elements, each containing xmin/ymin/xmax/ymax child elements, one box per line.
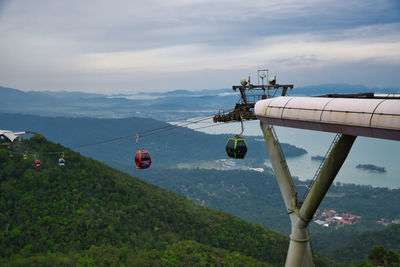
<box><xmin>226</xmin><ymin>136</ymin><xmax>247</xmax><ymax>159</ymax></box>
<box><xmin>33</xmin><ymin>153</ymin><xmax>41</xmax><ymax>168</ymax></box>
<box><xmin>225</xmin><ymin>120</ymin><xmax>247</xmax><ymax>159</ymax></box>
<box><xmin>135</xmin><ymin>150</ymin><xmax>152</xmax><ymax>169</ymax></box>
<box><xmin>135</xmin><ymin>134</ymin><xmax>152</xmax><ymax>169</ymax></box>
<box><xmin>58</xmin><ymin>152</ymin><xmax>65</xmax><ymax>166</ymax></box>
<box><xmin>34</xmin><ymin>160</ymin><xmax>41</xmax><ymax>168</ymax></box>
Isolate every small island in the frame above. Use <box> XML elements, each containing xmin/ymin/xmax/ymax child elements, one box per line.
<box><xmin>356</xmin><ymin>164</ymin><xmax>386</xmax><ymax>173</ymax></box>
<box><xmin>311</xmin><ymin>155</ymin><xmax>325</xmax><ymax>161</ymax></box>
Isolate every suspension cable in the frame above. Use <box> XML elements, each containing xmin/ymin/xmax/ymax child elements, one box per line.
<box><xmin>149</xmin><ymin>121</ymin><xmax>235</xmax><ymax>139</ymax></box>
<box><xmin>8</xmin><ymin>110</ymin><xmax>238</xmax><ymax>153</ymax></box>
<box><xmin>73</xmin><ymin>113</ymin><xmax>221</xmax><ymax>149</ymax></box>
<box><xmin>138</xmin><ymin>115</ymin><xmax>215</xmax><ymax>137</ymax></box>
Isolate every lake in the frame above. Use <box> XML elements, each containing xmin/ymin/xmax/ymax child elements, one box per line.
<box><xmin>180</xmin><ymin>119</ymin><xmax>400</xmax><ymax>189</ymax></box>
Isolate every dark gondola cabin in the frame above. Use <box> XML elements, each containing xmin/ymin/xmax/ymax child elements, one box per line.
<box><xmin>225</xmin><ymin>137</ymin><xmax>247</xmax><ymax>159</ymax></box>
<box><xmin>135</xmin><ymin>150</ymin><xmax>152</xmax><ymax>169</ymax></box>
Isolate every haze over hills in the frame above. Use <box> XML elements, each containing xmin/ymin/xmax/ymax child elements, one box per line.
<box><xmin>1</xmin><ymin>84</ymin><xmax>398</xmax><ymax>121</ymax></box>
<box><xmin>0</xmin><ymin>85</ymin><xmax>236</xmax><ymax>121</ymax></box>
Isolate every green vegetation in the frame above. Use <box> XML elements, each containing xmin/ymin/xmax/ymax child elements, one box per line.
<box><xmin>135</xmin><ymin>167</ymin><xmax>400</xmax><ymax>264</ymax></box>
<box><xmin>136</xmin><ymin>168</ymin><xmax>290</xmax><ymax>234</ymax></box>
<box><xmin>2</xmin><ymin>134</ymin><xmax>398</xmax><ymax>265</ymax></box>
<box><xmin>4</xmin><ymin>241</ymin><xmax>273</xmax><ymax>266</ymax></box>
<box><xmin>1</xmin><ymin>136</ymin><xmax>292</xmax><ymax>266</ymax></box>
<box><xmin>358</xmin><ymin>245</ymin><xmax>400</xmax><ymax>267</ymax></box>
<box><xmin>332</xmin><ymin>224</ymin><xmax>400</xmax><ymax>261</ymax></box>
<box><xmin>367</xmin><ymin>245</ymin><xmax>400</xmax><ymax>267</ymax></box>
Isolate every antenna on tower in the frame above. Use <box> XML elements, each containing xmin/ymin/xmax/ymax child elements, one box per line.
<box><xmin>258</xmin><ymin>67</ymin><xmax>268</xmax><ymax>86</ymax></box>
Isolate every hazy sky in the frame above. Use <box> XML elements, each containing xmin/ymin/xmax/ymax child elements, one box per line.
<box><xmin>0</xmin><ymin>0</ymin><xmax>399</xmax><ymax>93</ymax></box>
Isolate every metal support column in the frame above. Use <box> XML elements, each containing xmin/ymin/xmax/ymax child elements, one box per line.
<box><xmin>260</xmin><ymin>122</ymin><xmax>356</xmax><ymax>267</ymax></box>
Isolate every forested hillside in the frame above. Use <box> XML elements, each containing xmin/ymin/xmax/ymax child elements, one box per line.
<box><xmin>135</xmin><ymin>167</ymin><xmax>400</xmax><ymax>263</ymax></box>
<box><xmin>0</xmin><ymin>135</ymin><xmax>296</xmax><ymax>266</ymax></box>
<box><xmin>136</xmin><ymin>168</ymin><xmax>290</xmax><ymax>234</ymax></box>
<box><xmin>333</xmin><ymin>224</ymin><xmax>400</xmax><ymax>262</ymax></box>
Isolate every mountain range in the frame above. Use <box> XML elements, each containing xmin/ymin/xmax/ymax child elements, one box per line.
<box><xmin>2</xmin><ymin>84</ymin><xmax>398</xmax><ymax>121</ymax></box>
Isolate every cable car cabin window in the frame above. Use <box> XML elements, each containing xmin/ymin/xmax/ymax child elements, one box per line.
<box><xmin>237</xmin><ymin>140</ymin><xmax>247</xmax><ymax>152</ymax></box>
<box><xmin>225</xmin><ymin>139</ymin><xmax>236</xmax><ymax>158</ymax></box>
<box><xmin>236</xmin><ymin>139</ymin><xmax>247</xmax><ymax>159</ymax></box>
<box><xmin>135</xmin><ymin>153</ymin><xmax>140</xmax><ymax>162</ymax></box>
<box><xmin>141</xmin><ymin>152</ymin><xmax>151</xmax><ymax>161</ymax></box>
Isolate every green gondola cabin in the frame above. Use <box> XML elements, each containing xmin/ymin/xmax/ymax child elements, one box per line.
<box><xmin>225</xmin><ymin>137</ymin><xmax>247</xmax><ymax>159</ymax></box>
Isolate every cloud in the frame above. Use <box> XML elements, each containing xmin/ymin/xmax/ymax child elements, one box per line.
<box><xmin>80</xmin><ymin>23</ymin><xmax>400</xmax><ymax>73</ymax></box>
<box><xmin>2</xmin><ymin>0</ymin><xmax>398</xmax><ymax>50</ymax></box>
<box><xmin>0</xmin><ymin>0</ymin><xmax>399</xmax><ymax>92</ymax></box>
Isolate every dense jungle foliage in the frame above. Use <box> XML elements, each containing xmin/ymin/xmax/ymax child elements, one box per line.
<box><xmin>136</xmin><ymin>167</ymin><xmax>400</xmax><ymax>264</ymax></box>
<box><xmin>1</xmin><ymin>136</ymin><xmax>396</xmax><ymax>266</ymax></box>
<box><xmin>0</xmin><ymin>136</ymin><xmax>293</xmax><ymax>266</ymax></box>
<box><xmin>358</xmin><ymin>245</ymin><xmax>400</xmax><ymax>267</ymax></box>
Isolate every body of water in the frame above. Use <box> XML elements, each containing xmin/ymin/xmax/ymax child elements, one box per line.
<box><xmin>182</xmin><ymin>119</ymin><xmax>400</xmax><ymax>189</ymax></box>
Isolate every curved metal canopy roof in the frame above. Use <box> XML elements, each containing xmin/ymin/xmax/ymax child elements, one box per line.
<box><xmin>0</xmin><ymin>130</ymin><xmax>27</xmax><ymax>142</ymax></box>
<box><xmin>254</xmin><ymin>96</ymin><xmax>400</xmax><ymax>141</ymax></box>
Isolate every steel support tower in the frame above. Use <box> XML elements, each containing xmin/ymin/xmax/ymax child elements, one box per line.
<box><xmin>260</xmin><ymin>123</ymin><xmax>356</xmax><ymax>266</ymax></box>
<box><xmin>255</xmin><ymin>95</ymin><xmax>400</xmax><ymax>266</ymax></box>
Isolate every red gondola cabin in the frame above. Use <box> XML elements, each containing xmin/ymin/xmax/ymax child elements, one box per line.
<box><xmin>135</xmin><ymin>150</ymin><xmax>151</xmax><ymax>169</ymax></box>
<box><xmin>34</xmin><ymin>160</ymin><xmax>41</xmax><ymax>168</ymax></box>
